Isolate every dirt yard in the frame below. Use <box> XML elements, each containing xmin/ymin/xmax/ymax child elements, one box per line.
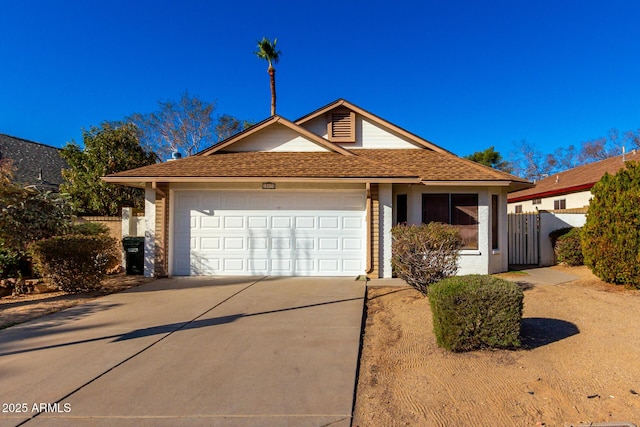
<box><xmin>0</xmin><ymin>274</ymin><xmax>154</xmax><ymax>329</ymax></box>
<box><xmin>353</xmin><ymin>266</ymin><xmax>640</xmax><ymax>427</ymax></box>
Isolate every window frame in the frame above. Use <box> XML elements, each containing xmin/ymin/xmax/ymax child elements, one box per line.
<box><xmin>554</xmin><ymin>199</ymin><xmax>566</xmax><ymax>210</ymax></box>
<box><xmin>396</xmin><ymin>194</ymin><xmax>408</xmax><ymax>224</ymax></box>
<box><xmin>421</xmin><ymin>193</ymin><xmax>479</xmax><ymax>250</ymax></box>
<box><xmin>491</xmin><ymin>194</ymin><xmax>499</xmax><ymax>250</ymax></box>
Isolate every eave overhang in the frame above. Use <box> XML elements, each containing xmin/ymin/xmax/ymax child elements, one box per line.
<box><xmin>507</xmin><ymin>183</ymin><xmax>595</xmax><ymax>203</ymax></box>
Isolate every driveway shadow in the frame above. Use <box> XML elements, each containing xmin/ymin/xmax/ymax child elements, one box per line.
<box><xmin>520</xmin><ymin>317</ymin><xmax>580</xmax><ymax>349</ymax></box>
<box><xmin>0</xmin><ymin>296</ymin><xmax>363</xmax><ymax>356</ymax></box>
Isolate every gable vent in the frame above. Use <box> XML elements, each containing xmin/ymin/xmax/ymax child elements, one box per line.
<box><xmin>327</xmin><ymin>109</ymin><xmax>356</xmax><ymax>142</ymax></box>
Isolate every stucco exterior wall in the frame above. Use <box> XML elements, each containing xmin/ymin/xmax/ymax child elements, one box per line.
<box><xmin>228</xmin><ymin>124</ymin><xmax>326</xmax><ymax>152</ymax></box>
<box><xmin>298</xmin><ymin>114</ymin><xmax>421</xmax><ymax>149</ymax></box>
<box><xmin>539</xmin><ymin>211</ymin><xmax>587</xmax><ymax>266</ymax></box>
<box><xmin>392</xmin><ymin>184</ymin><xmax>508</xmax><ymax>275</ymax></box>
<box><xmin>508</xmin><ymin>190</ymin><xmax>592</xmax><ymax>213</ymax></box>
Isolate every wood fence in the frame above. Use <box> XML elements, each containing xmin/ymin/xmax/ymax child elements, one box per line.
<box><xmin>508</xmin><ymin>212</ymin><xmax>540</xmax><ymax>265</ymax></box>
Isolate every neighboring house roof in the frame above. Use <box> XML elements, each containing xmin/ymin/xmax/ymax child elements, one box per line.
<box><xmin>104</xmin><ymin>99</ymin><xmax>532</xmax><ymax>191</ymax></box>
<box><xmin>508</xmin><ymin>150</ymin><xmax>639</xmax><ymax>203</ymax></box>
<box><xmin>0</xmin><ymin>133</ymin><xmax>68</xmax><ymax>191</ymax></box>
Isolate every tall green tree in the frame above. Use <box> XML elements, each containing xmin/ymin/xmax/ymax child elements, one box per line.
<box><xmin>465</xmin><ymin>146</ymin><xmax>512</xmax><ymax>172</ymax></box>
<box><xmin>254</xmin><ymin>37</ymin><xmax>281</xmax><ymax>116</ymax></box>
<box><xmin>581</xmin><ymin>161</ymin><xmax>640</xmax><ymax>288</ymax></box>
<box><xmin>60</xmin><ymin>122</ymin><xmax>157</xmax><ymax>216</ymax></box>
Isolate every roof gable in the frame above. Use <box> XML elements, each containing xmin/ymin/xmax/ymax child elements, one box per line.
<box><xmin>295</xmin><ymin>99</ymin><xmax>452</xmax><ymax>153</ymax></box>
<box><xmin>199</xmin><ymin>116</ymin><xmax>353</xmax><ymax>156</ymax></box>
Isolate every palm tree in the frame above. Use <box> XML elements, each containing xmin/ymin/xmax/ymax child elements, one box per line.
<box><xmin>254</xmin><ymin>37</ymin><xmax>281</xmax><ymax>116</ymax></box>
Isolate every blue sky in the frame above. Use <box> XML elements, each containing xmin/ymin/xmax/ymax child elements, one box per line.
<box><xmin>1</xmin><ymin>0</ymin><xmax>639</xmax><ymax>159</ymax></box>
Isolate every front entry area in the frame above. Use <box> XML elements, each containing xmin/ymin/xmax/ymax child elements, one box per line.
<box><xmin>172</xmin><ymin>190</ymin><xmax>367</xmax><ymax>276</ymax></box>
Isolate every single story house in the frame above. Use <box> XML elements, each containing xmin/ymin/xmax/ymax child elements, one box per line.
<box><xmin>0</xmin><ymin>133</ymin><xmax>68</xmax><ymax>191</ymax></box>
<box><xmin>508</xmin><ymin>150</ymin><xmax>638</xmax><ymax>213</ymax></box>
<box><xmin>104</xmin><ymin>99</ymin><xmax>531</xmax><ymax>279</ymax></box>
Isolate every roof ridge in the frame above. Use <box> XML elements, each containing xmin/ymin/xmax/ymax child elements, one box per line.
<box><xmin>0</xmin><ymin>133</ymin><xmax>62</xmax><ymax>151</ymax></box>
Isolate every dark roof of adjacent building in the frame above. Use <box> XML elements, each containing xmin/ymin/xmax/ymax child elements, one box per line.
<box><xmin>0</xmin><ymin>133</ymin><xmax>68</xmax><ymax>190</ymax></box>
<box><xmin>508</xmin><ymin>150</ymin><xmax>640</xmax><ymax>203</ymax></box>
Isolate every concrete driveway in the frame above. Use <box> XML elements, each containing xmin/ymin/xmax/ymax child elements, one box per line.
<box><xmin>0</xmin><ymin>276</ymin><xmax>365</xmax><ymax>427</ymax></box>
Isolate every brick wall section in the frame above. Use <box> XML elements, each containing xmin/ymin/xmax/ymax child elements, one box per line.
<box><xmin>368</xmin><ymin>184</ymin><xmax>380</xmax><ymax>279</ymax></box>
<box><xmin>154</xmin><ymin>184</ymin><xmax>170</xmax><ymax>277</ymax></box>
<box><xmin>77</xmin><ymin>216</ymin><xmax>122</xmax><ymax>243</ymax></box>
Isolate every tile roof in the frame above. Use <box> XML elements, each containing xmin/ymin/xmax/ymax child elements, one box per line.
<box><xmin>508</xmin><ymin>150</ymin><xmax>639</xmax><ymax>202</ymax></box>
<box><xmin>0</xmin><ymin>133</ymin><xmax>68</xmax><ymax>190</ymax></box>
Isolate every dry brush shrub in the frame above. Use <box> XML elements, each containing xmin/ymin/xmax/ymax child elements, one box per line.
<box><xmin>29</xmin><ymin>235</ymin><xmax>120</xmax><ymax>293</ymax></box>
<box><xmin>428</xmin><ymin>275</ymin><xmax>524</xmax><ymax>352</ymax></box>
<box><xmin>391</xmin><ymin>223</ymin><xmax>464</xmax><ymax>295</ymax></box>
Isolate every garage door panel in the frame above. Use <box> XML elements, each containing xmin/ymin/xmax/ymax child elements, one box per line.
<box><xmin>249</xmin><ymin>237</ymin><xmax>268</xmax><ymax>250</ymax></box>
<box><xmin>173</xmin><ymin>191</ymin><xmax>366</xmax><ymax>276</ymax></box>
<box><xmin>224</xmin><ymin>259</ymin><xmax>244</xmax><ymax>271</ymax></box>
<box><xmin>223</xmin><ymin>237</ymin><xmax>244</xmax><ymax>250</ymax></box>
<box><xmin>224</xmin><ymin>216</ymin><xmax>244</xmax><ymax>228</ymax></box>
<box><xmin>272</xmin><ymin>216</ymin><xmax>292</xmax><ymax>228</ymax></box>
<box><xmin>295</xmin><ymin>216</ymin><xmax>315</xmax><ymax>228</ymax></box>
<box><xmin>319</xmin><ymin>259</ymin><xmax>339</xmax><ymax>272</ymax></box>
<box><xmin>319</xmin><ymin>238</ymin><xmax>339</xmax><ymax>250</ymax></box>
<box><xmin>295</xmin><ymin>238</ymin><xmax>315</xmax><ymax>250</ymax></box>
<box><xmin>201</xmin><ymin>237</ymin><xmax>220</xmax><ymax>250</ymax></box>
<box><xmin>343</xmin><ymin>238</ymin><xmax>362</xmax><ymax>250</ymax></box>
<box><xmin>201</xmin><ymin>216</ymin><xmax>221</xmax><ymax>229</ymax></box>
<box><xmin>319</xmin><ymin>217</ymin><xmax>339</xmax><ymax>229</ymax></box>
<box><xmin>248</xmin><ymin>216</ymin><xmax>268</xmax><ymax>229</ymax></box>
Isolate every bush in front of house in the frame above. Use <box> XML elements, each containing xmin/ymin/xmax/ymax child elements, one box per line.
<box><xmin>29</xmin><ymin>235</ymin><xmax>120</xmax><ymax>293</ymax></box>
<box><xmin>581</xmin><ymin>161</ymin><xmax>640</xmax><ymax>288</ymax></box>
<box><xmin>428</xmin><ymin>275</ymin><xmax>524</xmax><ymax>352</ymax></box>
<box><xmin>391</xmin><ymin>223</ymin><xmax>465</xmax><ymax>295</ymax></box>
<box><xmin>554</xmin><ymin>227</ymin><xmax>583</xmax><ymax>266</ymax></box>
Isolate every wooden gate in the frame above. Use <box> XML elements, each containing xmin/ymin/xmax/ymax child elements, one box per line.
<box><xmin>508</xmin><ymin>213</ymin><xmax>540</xmax><ymax>265</ymax></box>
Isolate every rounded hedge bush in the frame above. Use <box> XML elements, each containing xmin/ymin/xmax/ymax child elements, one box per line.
<box><xmin>428</xmin><ymin>275</ymin><xmax>524</xmax><ymax>352</ymax></box>
<box><xmin>29</xmin><ymin>235</ymin><xmax>120</xmax><ymax>293</ymax></box>
<box><xmin>554</xmin><ymin>227</ymin><xmax>583</xmax><ymax>266</ymax></box>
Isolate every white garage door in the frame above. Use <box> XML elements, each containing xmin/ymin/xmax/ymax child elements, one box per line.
<box><xmin>173</xmin><ymin>190</ymin><xmax>367</xmax><ymax>276</ymax></box>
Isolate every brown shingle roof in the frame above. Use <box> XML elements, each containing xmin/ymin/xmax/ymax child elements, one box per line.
<box><xmin>105</xmin><ymin>148</ymin><xmax>532</xmax><ymax>191</ymax></box>
<box><xmin>105</xmin><ymin>151</ymin><xmax>417</xmax><ymax>180</ymax></box>
<box><xmin>352</xmin><ymin>149</ymin><xmax>531</xmax><ymax>185</ymax></box>
<box><xmin>508</xmin><ymin>151</ymin><xmax>639</xmax><ymax>202</ymax></box>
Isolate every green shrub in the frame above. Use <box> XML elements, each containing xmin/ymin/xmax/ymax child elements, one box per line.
<box><xmin>0</xmin><ymin>243</ymin><xmax>21</xmax><ymax>279</ymax></box>
<box><xmin>554</xmin><ymin>227</ymin><xmax>583</xmax><ymax>266</ymax></box>
<box><xmin>428</xmin><ymin>275</ymin><xmax>524</xmax><ymax>352</ymax></box>
<box><xmin>549</xmin><ymin>227</ymin><xmax>572</xmax><ymax>250</ymax></box>
<box><xmin>29</xmin><ymin>235</ymin><xmax>120</xmax><ymax>293</ymax></box>
<box><xmin>582</xmin><ymin>161</ymin><xmax>640</xmax><ymax>287</ymax></box>
<box><xmin>391</xmin><ymin>223</ymin><xmax>464</xmax><ymax>295</ymax></box>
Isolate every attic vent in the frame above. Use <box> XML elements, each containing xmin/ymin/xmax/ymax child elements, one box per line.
<box><xmin>327</xmin><ymin>109</ymin><xmax>356</xmax><ymax>142</ymax></box>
